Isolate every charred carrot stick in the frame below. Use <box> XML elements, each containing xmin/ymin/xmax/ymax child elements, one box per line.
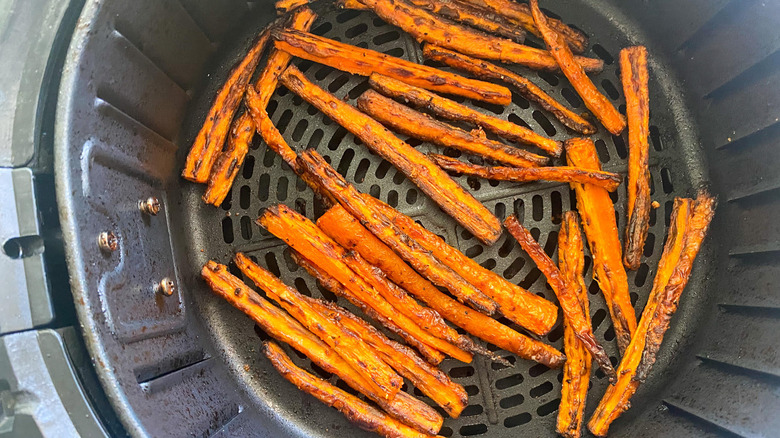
<box><xmin>358</xmin><ymin>0</ymin><xmax>602</xmax><ymax>72</ymax></box>
<box><xmin>280</xmin><ymin>66</ymin><xmax>503</xmax><ymax>245</ymax></box>
<box><xmin>203</xmin><ymin>8</ymin><xmax>317</xmax><ymax>205</ymax></box>
<box><xmin>201</xmin><ymin>261</ymin><xmax>443</xmax><ymax>434</ymax></box>
<box><xmin>203</xmin><ymin>112</ymin><xmax>255</xmax><ymax>205</ymax></box>
<box><xmin>429</xmin><ymin>153</ymin><xmax>622</xmax><ymax>191</ymax></box>
<box><xmin>182</xmin><ymin>27</ymin><xmax>274</xmax><ymax>183</ymax></box>
<box><xmin>370</xmin><ymin>197</ymin><xmax>559</xmax><ymax>336</ymax></box>
<box><xmin>297</xmin><ymin>150</ymin><xmax>502</xmax><ymax>315</ymax></box>
<box><xmin>421</xmin><ymin>45</ymin><xmax>596</xmax><ymax>135</ymax></box>
<box><xmin>588</xmin><ymin>192</ymin><xmax>716</xmax><ymax>436</ymax></box>
<box><xmin>357</xmin><ymin>90</ymin><xmax>548</xmax><ymax>168</ymax></box>
<box><xmin>529</xmin><ymin>0</ymin><xmax>624</xmax><ymax>135</ymax></box>
<box><xmin>235</xmin><ymin>253</ymin><xmax>467</xmax><ymax>417</ymax></box>
<box><xmin>263</xmin><ymin>342</ymin><xmax>436</xmax><ymax>438</ymax></box>
<box><xmin>565</xmin><ymin>137</ymin><xmax>636</xmax><ymax>355</ymax></box>
<box><xmin>461</xmin><ymin>0</ymin><xmax>587</xmax><ymax>53</ymax></box>
<box><xmin>620</xmin><ymin>46</ymin><xmax>652</xmax><ymax>271</ymax></box>
<box><xmin>318</xmin><ymin>205</ymin><xmax>566</xmax><ymax>368</ymax></box>
<box><xmin>368</xmin><ymin>74</ymin><xmax>560</xmax><ymax>156</ymax></box>
<box><xmin>290</xmin><ymin>250</ymin><xmax>446</xmax><ymax>365</ymax></box>
<box><xmin>232</xmin><ymin>254</ymin><xmax>402</xmax><ymax>399</ymax></box>
<box><xmin>504</xmin><ymin>215</ymin><xmax>616</xmax><ymax>382</ymax></box>
<box><xmin>275</xmin><ymin>0</ymin><xmax>310</xmax><ymax>14</ymax></box>
<box><xmin>273</xmin><ymin>29</ymin><xmax>511</xmax><ymax>105</ymax></box>
<box><xmin>556</xmin><ymin>211</ymin><xmax>591</xmax><ymax>438</ymax></box>
<box><xmin>258</xmin><ymin>204</ymin><xmax>473</xmax><ymax>362</ymax></box>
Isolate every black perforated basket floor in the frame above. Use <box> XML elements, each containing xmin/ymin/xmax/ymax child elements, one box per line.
<box><xmin>177</xmin><ymin>4</ymin><xmax>707</xmax><ymax>437</ymax></box>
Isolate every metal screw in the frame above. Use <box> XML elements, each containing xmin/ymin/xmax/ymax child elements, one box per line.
<box><xmin>97</xmin><ymin>231</ymin><xmax>118</xmax><ymax>252</ymax></box>
<box><xmin>139</xmin><ymin>197</ymin><xmax>161</xmax><ymax>216</ymax></box>
<box><xmin>156</xmin><ymin>277</ymin><xmax>175</xmax><ymax>296</ymax></box>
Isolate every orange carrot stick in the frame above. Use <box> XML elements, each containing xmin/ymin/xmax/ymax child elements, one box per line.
<box><xmin>422</xmin><ymin>45</ymin><xmax>596</xmax><ymax>135</ymax></box>
<box><xmin>556</xmin><ymin>211</ymin><xmax>592</xmax><ymax>438</ymax></box>
<box><xmin>264</xmin><ymin>341</ymin><xmax>437</xmax><ymax>438</ymax></box>
<box><xmin>357</xmin><ymin>90</ymin><xmax>549</xmax><ymax>168</ymax></box>
<box><xmin>504</xmin><ymin>215</ymin><xmax>616</xmax><ymax>382</ymax></box>
<box><xmin>367</xmin><ymin>74</ymin><xmax>560</xmax><ymax>156</ymax></box>
<box><xmin>279</xmin><ymin>65</ymin><xmax>502</xmax><ymax>245</ymax></box>
<box><xmin>429</xmin><ymin>153</ymin><xmax>621</xmax><ymax>191</ymax></box>
<box><xmin>529</xmin><ymin>0</ymin><xmax>624</xmax><ymax>135</ymax></box>
<box><xmin>358</xmin><ymin>0</ymin><xmax>602</xmax><ymax>72</ymax></box>
<box><xmin>588</xmin><ymin>192</ymin><xmax>716</xmax><ymax>436</ymax></box>
<box><xmin>565</xmin><ymin>137</ymin><xmax>637</xmax><ymax>354</ymax></box>
<box><xmin>318</xmin><ymin>205</ymin><xmax>566</xmax><ymax>368</ymax></box>
<box><xmin>201</xmin><ymin>261</ymin><xmax>443</xmax><ymax>434</ymax></box>
<box><xmin>620</xmin><ymin>46</ymin><xmax>652</xmax><ymax>270</ymax></box>
<box><xmin>273</xmin><ymin>29</ymin><xmax>512</xmax><ymax>105</ymax></box>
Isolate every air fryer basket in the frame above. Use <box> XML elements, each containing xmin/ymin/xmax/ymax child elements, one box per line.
<box><xmin>54</xmin><ymin>0</ymin><xmax>780</xmax><ymax>437</ymax></box>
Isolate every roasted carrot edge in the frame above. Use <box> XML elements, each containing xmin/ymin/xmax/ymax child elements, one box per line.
<box><xmin>504</xmin><ymin>215</ymin><xmax>616</xmax><ymax>382</ymax></box>
<box><xmin>620</xmin><ymin>46</ymin><xmax>651</xmax><ymax>271</ymax></box>
<box><xmin>556</xmin><ymin>211</ymin><xmax>592</xmax><ymax>438</ymax></box>
<box><xmin>421</xmin><ymin>45</ymin><xmax>596</xmax><ymax>135</ymax></box>
<box><xmin>357</xmin><ymin>89</ymin><xmax>548</xmax><ymax>168</ymax></box>
<box><xmin>565</xmin><ymin>137</ymin><xmax>637</xmax><ymax>355</ymax></box>
<box><xmin>201</xmin><ymin>261</ymin><xmax>443</xmax><ymax>434</ymax></box>
<box><xmin>318</xmin><ymin>205</ymin><xmax>565</xmax><ymax>367</ymax></box>
<box><xmin>429</xmin><ymin>153</ymin><xmax>622</xmax><ymax>191</ymax></box>
<box><xmin>264</xmin><ymin>341</ymin><xmax>435</xmax><ymax>438</ymax></box>
<box><xmin>529</xmin><ymin>0</ymin><xmax>624</xmax><ymax>135</ymax></box>
<box><xmin>275</xmin><ymin>0</ymin><xmax>310</xmax><ymax>14</ymax></box>
<box><xmin>409</xmin><ymin>0</ymin><xmax>527</xmax><ymax>42</ymax></box>
<box><xmin>203</xmin><ymin>112</ymin><xmax>255</xmax><ymax>205</ymax></box>
<box><xmin>368</xmin><ymin>73</ymin><xmax>560</xmax><ymax>156</ymax></box>
<box><xmin>588</xmin><ymin>191</ymin><xmax>716</xmax><ymax>436</ymax></box>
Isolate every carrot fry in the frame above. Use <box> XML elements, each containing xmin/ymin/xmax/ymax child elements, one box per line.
<box><xmin>408</xmin><ymin>0</ymin><xmax>526</xmax><ymax>42</ymax></box>
<box><xmin>232</xmin><ymin>254</ymin><xmax>402</xmax><ymax>399</ymax></box>
<box><xmin>504</xmin><ymin>215</ymin><xmax>616</xmax><ymax>382</ymax></box>
<box><xmin>202</xmin><ymin>8</ymin><xmax>317</xmax><ymax>205</ymax></box>
<box><xmin>275</xmin><ymin>0</ymin><xmax>310</xmax><ymax>14</ymax></box>
<box><xmin>280</xmin><ymin>65</ymin><xmax>503</xmax><ymax>245</ymax></box>
<box><xmin>258</xmin><ymin>204</ymin><xmax>472</xmax><ymax>362</ymax></box>
<box><xmin>318</xmin><ymin>204</ymin><xmax>566</xmax><ymax>368</ymax></box>
<box><xmin>238</xmin><ymin>253</ymin><xmax>467</xmax><ymax>416</ymax></box>
<box><xmin>429</xmin><ymin>153</ymin><xmax>622</xmax><ymax>191</ymax></box>
<box><xmin>264</xmin><ymin>342</ymin><xmax>436</xmax><ymax>438</ymax></box>
<box><xmin>461</xmin><ymin>0</ymin><xmax>587</xmax><ymax>53</ymax></box>
<box><xmin>368</xmin><ymin>74</ymin><xmax>560</xmax><ymax>156</ymax></box>
<box><xmin>529</xmin><ymin>0</ymin><xmax>624</xmax><ymax>135</ymax></box>
<box><xmin>358</xmin><ymin>0</ymin><xmax>602</xmax><ymax>72</ymax></box>
<box><xmin>357</xmin><ymin>90</ymin><xmax>549</xmax><ymax>168</ymax></box>
<box><xmin>588</xmin><ymin>192</ymin><xmax>716</xmax><ymax>436</ymax></box>
<box><xmin>182</xmin><ymin>29</ymin><xmax>272</xmax><ymax>183</ymax></box>
<box><xmin>421</xmin><ymin>45</ymin><xmax>596</xmax><ymax>135</ymax></box>
<box><xmin>201</xmin><ymin>261</ymin><xmax>443</xmax><ymax>434</ymax></box>
<box><xmin>273</xmin><ymin>29</ymin><xmax>511</xmax><ymax>105</ymax></box>
<box><xmin>297</xmin><ymin>150</ymin><xmax>502</xmax><ymax>315</ymax></box>
<box><xmin>203</xmin><ymin>112</ymin><xmax>255</xmax><ymax>205</ymax></box>
<box><xmin>556</xmin><ymin>211</ymin><xmax>591</xmax><ymax>438</ymax></box>
<box><xmin>290</xmin><ymin>250</ymin><xmax>446</xmax><ymax>365</ymax></box>
<box><xmin>620</xmin><ymin>46</ymin><xmax>651</xmax><ymax>271</ymax></box>
<box><xmin>370</xmin><ymin>197</ymin><xmax>559</xmax><ymax>336</ymax></box>
<box><xmin>565</xmin><ymin>137</ymin><xmax>636</xmax><ymax>355</ymax></box>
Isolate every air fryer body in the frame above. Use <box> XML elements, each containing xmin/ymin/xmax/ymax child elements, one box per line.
<box><xmin>0</xmin><ymin>0</ymin><xmax>778</xmax><ymax>437</ymax></box>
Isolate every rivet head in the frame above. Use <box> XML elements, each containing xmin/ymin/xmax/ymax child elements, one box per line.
<box><xmin>97</xmin><ymin>231</ymin><xmax>118</xmax><ymax>252</ymax></box>
<box><xmin>156</xmin><ymin>278</ymin><xmax>175</xmax><ymax>296</ymax></box>
<box><xmin>139</xmin><ymin>197</ymin><xmax>161</xmax><ymax>216</ymax></box>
